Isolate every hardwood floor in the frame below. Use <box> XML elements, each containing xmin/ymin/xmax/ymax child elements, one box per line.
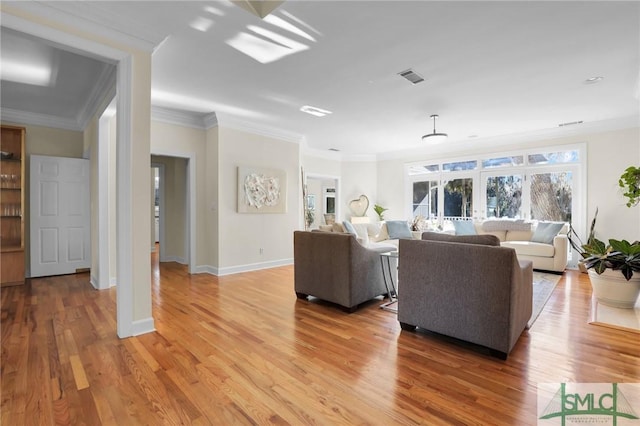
<box><xmin>2</xmin><ymin>254</ymin><xmax>638</xmax><ymax>425</ymax></box>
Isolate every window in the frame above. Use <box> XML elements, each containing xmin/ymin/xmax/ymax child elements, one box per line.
<box><xmin>528</xmin><ymin>149</ymin><xmax>579</xmax><ymax>165</ymax></box>
<box><xmin>405</xmin><ymin>144</ymin><xmax>585</xmax><ymax>262</ymax></box>
<box><xmin>530</xmin><ymin>171</ymin><xmax>572</xmax><ymax>221</ymax></box>
<box><xmin>485</xmin><ymin>174</ymin><xmax>523</xmax><ymax>218</ymax></box>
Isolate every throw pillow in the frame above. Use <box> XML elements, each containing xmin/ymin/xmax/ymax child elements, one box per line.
<box><xmin>453</xmin><ymin>221</ymin><xmax>477</xmax><ymax>236</ymax></box>
<box><xmin>342</xmin><ymin>220</ymin><xmax>357</xmax><ymax>235</ymax></box>
<box><xmin>531</xmin><ymin>222</ymin><xmax>565</xmax><ymax>244</ymax></box>
<box><xmin>386</xmin><ymin>220</ymin><xmax>413</xmax><ymax>239</ymax></box>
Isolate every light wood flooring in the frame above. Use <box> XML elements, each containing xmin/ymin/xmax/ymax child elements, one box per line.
<box><xmin>2</xmin><ymin>253</ymin><xmax>639</xmax><ymax>425</ymax></box>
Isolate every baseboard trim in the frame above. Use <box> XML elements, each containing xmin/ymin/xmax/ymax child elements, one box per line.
<box><xmin>160</xmin><ymin>255</ymin><xmax>186</xmax><ymax>264</ymax></box>
<box><xmin>110</xmin><ymin>277</ymin><xmax>117</xmax><ymax>287</ymax></box>
<box><xmin>90</xmin><ymin>274</ymin><xmax>113</xmax><ymax>290</ymax></box>
<box><xmin>216</xmin><ymin>258</ymin><xmax>293</xmax><ymax>277</ymax></box>
<box><xmin>131</xmin><ymin>317</ymin><xmax>155</xmax><ymax>336</ymax></box>
<box><xmin>194</xmin><ymin>265</ymin><xmax>218</xmax><ymax>275</ymax></box>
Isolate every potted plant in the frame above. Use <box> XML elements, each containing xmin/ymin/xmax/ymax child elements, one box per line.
<box><xmin>618</xmin><ymin>165</ymin><xmax>640</xmax><ymax>207</ymax></box>
<box><xmin>373</xmin><ymin>204</ymin><xmax>388</xmax><ymax>221</ymax></box>
<box><xmin>572</xmin><ymin>207</ymin><xmax>640</xmax><ymax>308</ymax></box>
<box><xmin>581</xmin><ymin>237</ymin><xmax>640</xmax><ymax>308</ymax></box>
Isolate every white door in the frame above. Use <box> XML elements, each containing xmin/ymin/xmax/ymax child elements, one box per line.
<box><xmin>30</xmin><ymin>155</ymin><xmax>90</xmax><ymax>277</ymax></box>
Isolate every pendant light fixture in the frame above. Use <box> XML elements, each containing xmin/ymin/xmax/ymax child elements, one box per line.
<box><xmin>422</xmin><ymin>114</ymin><xmax>448</xmax><ymax>143</ymax></box>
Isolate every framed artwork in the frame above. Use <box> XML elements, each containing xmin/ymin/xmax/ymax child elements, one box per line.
<box><xmin>237</xmin><ymin>166</ymin><xmax>287</xmax><ymax>213</ymax></box>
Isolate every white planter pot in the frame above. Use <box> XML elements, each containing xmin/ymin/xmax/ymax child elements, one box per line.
<box><xmin>588</xmin><ymin>269</ymin><xmax>640</xmax><ymax>309</ymax></box>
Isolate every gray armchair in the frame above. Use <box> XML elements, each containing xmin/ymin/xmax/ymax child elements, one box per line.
<box><xmin>293</xmin><ymin>231</ymin><xmax>392</xmax><ymax>312</ymax></box>
<box><xmin>397</xmin><ymin>233</ymin><xmax>533</xmax><ymax>359</ymax></box>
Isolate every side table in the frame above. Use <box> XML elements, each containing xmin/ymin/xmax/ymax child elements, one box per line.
<box><xmin>379</xmin><ymin>251</ymin><xmax>399</xmax><ymax>312</ymax></box>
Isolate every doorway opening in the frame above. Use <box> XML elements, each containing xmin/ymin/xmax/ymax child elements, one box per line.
<box><xmin>305</xmin><ymin>174</ymin><xmax>340</xmax><ymax>229</ymax></box>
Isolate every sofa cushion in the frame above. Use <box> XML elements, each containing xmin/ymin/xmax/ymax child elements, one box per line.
<box><xmin>531</xmin><ymin>222</ymin><xmax>565</xmax><ymax>244</ymax></box>
<box><xmin>501</xmin><ymin>241</ymin><xmax>555</xmax><ymax>257</ymax></box>
<box><xmin>482</xmin><ymin>219</ymin><xmax>531</xmax><ymax>232</ymax></box>
<box><xmin>386</xmin><ymin>220</ymin><xmax>413</xmax><ymax>239</ymax></box>
<box><xmin>453</xmin><ymin>220</ymin><xmax>477</xmax><ymax>235</ymax></box>
<box><xmin>342</xmin><ymin>220</ymin><xmax>357</xmax><ymax>235</ymax></box>
<box><xmin>505</xmin><ymin>230</ymin><xmax>534</xmax><ymax>241</ymax></box>
<box><xmin>422</xmin><ymin>232</ymin><xmax>500</xmax><ymax>246</ymax></box>
<box><xmin>332</xmin><ymin>222</ymin><xmax>346</xmax><ymax>233</ymax></box>
<box><xmin>365</xmin><ymin>241</ymin><xmax>398</xmax><ymax>252</ymax></box>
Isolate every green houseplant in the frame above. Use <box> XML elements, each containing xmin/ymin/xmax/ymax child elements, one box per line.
<box><xmin>581</xmin><ymin>237</ymin><xmax>640</xmax><ymax>308</ymax></box>
<box><xmin>373</xmin><ymin>204</ymin><xmax>388</xmax><ymax>221</ymax></box>
<box><xmin>619</xmin><ymin>165</ymin><xmax>640</xmax><ymax>207</ymax></box>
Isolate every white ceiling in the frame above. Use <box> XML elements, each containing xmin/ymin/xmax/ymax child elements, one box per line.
<box><xmin>1</xmin><ymin>1</ymin><xmax>639</xmax><ymax>156</ymax></box>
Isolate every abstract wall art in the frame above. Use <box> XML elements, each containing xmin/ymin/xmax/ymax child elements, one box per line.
<box><xmin>237</xmin><ymin>166</ymin><xmax>287</xmax><ymax>213</ymax></box>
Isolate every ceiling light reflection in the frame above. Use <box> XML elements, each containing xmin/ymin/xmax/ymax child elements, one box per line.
<box><xmin>263</xmin><ymin>15</ymin><xmax>316</xmax><ymax>42</ymax></box>
<box><xmin>226</xmin><ymin>31</ymin><xmax>308</xmax><ymax>64</ymax></box>
<box><xmin>189</xmin><ymin>17</ymin><xmax>214</xmax><ymax>32</ymax></box>
<box><xmin>300</xmin><ymin>105</ymin><xmax>332</xmax><ymax>117</ymax></box>
<box><xmin>1</xmin><ymin>60</ymin><xmax>52</xmax><ymax>86</ymax></box>
<box><xmin>204</xmin><ymin>6</ymin><xmax>225</xmax><ymax>16</ymax></box>
<box><xmin>151</xmin><ymin>89</ymin><xmax>264</xmax><ymax>118</ymax></box>
<box><xmin>280</xmin><ymin>10</ymin><xmax>323</xmax><ymax>36</ymax></box>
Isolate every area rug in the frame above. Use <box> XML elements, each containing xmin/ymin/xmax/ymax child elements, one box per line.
<box><xmin>382</xmin><ymin>272</ymin><xmax>561</xmax><ymax>325</ymax></box>
<box><xmin>528</xmin><ymin>272</ymin><xmax>562</xmax><ymax>328</ymax></box>
<box><xmin>589</xmin><ymin>298</ymin><xmax>640</xmax><ymax>334</ymax></box>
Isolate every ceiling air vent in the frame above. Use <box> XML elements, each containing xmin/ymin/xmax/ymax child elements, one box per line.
<box><xmin>398</xmin><ymin>69</ymin><xmax>425</xmax><ymax>84</ymax></box>
<box><xmin>558</xmin><ymin>120</ymin><xmax>584</xmax><ymax>127</ymax></box>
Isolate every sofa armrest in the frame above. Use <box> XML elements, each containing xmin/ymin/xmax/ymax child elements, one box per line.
<box><xmin>552</xmin><ymin>233</ymin><xmax>568</xmax><ymax>271</ymax></box>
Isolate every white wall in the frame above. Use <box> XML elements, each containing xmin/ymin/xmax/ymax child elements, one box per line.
<box><xmin>150</xmin><ymin>121</ymin><xmax>208</xmax><ymax>268</ymax></box>
<box><xmin>205</xmin><ymin>126</ymin><xmax>219</xmax><ymax>269</ymax></box>
<box><xmin>341</xmin><ymin>160</ymin><xmax>378</xmax><ymax>222</ymax></box>
<box><xmin>217</xmin><ymin>127</ymin><xmax>300</xmax><ymax>273</ymax></box>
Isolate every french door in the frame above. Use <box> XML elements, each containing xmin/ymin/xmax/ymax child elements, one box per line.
<box><xmin>412</xmin><ymin>166</ymin><xmax>579</xmax><ymax>223</ymax></box>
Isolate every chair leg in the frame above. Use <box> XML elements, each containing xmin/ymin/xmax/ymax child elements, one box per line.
<box><xmin>399</xmin><ymin>322</ymin><xmax>416</xmax><ymax>331</ymax></box>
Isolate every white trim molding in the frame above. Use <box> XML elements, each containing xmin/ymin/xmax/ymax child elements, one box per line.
<box><xmin>218</xmin><ymin>114</ymin><xmax>304</xmax><ymax>144</ymax></box>
<box><xmin>212</xmin><ymin>258</ymin><xmax>293</xmax><ymax>277</ymax></box>
<box><xmin>3</xmin><ymin>2</ymin><xmax>165</xmax><ymax>52</ymax></box>
<box><xmin>151</xmin><ymin>106</ymin><xmax>214</xmax><ymax>129</ymax></box>
<box><xmin>0</xmin><ymin>108</ymin><xmax>81</xmax><ymax>131</ymax></box>
<box><xmin>131</xmin><ymin>317</ymin><xmax>156</xmax><ymax>336</ymax></box>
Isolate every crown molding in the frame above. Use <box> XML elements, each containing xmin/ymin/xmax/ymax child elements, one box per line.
<box><xmin>217</xmin><ymin>114</ymin><xmax>304</xmax><ymax>144</ymax></box>
<box><xmin>2</xmin><ymin>2</ymin><xmax>167</xmax><ymax>53</ymax></box>
<box><xmin>0</xmin><ymin>108</ymin><xmax>81</xmax><ymax>131</ymax></box>
<box><xmin>203</xmin><ymin>113</ymin><xmax>218</xmax><ymax>129</ymax></box>
<box><xmin>77</xmin><ymin>65</ymin><xmax>117</xmax><ymax>130</ymax></box>
<box><xmin>151</xmin><ymin>106</ymin><xmax>215</xmax><ymax>130</ymax></box>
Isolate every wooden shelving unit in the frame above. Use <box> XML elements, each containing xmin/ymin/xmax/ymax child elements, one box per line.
<box><xmin>1</xmin><ymin>125</ymin><xmax>26</xmax><ymax>287</ymax></box>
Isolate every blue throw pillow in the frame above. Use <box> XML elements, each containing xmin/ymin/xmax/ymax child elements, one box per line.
<box><xmin>531</xmin><ymin>222</ymin><xmax>564</xmax><ymax>244</ymax></box>
<box><xmin>342</xmin><ymin>220</ymin><xmax>357</xmax><ymax>235</ymax></box>
<box><xmin>386</xmin><ymin>220</ymin><xmax>413</xmax><ymax>239</ymax></box>
<box><xmin>453</xmin><ymin>221</ymin><xmax>477</xmax><ymax>236</ymax></box>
